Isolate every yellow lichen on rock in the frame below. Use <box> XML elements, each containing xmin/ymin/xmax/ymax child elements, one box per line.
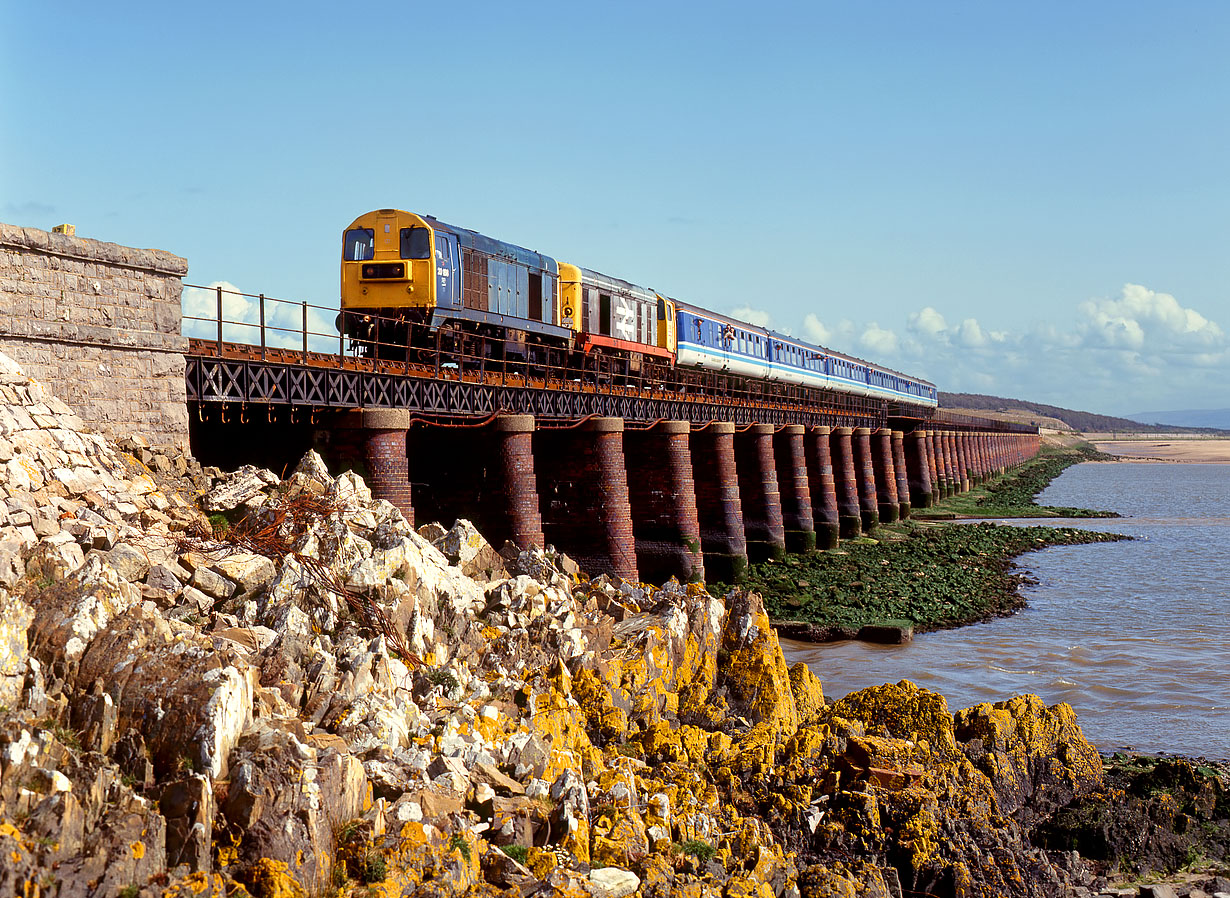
<box><xmin>788</xmin><ymin>660</ymin><xmax>826</xmax><ymax>726</ymax></box>
<box><xmin>590</xmin><ymin>802</ymin><xmax>649</xmax><ymax>867</ymax></box>
<box><xmin>525</xmin><ymin>846</ymin><xmax>557</xmax><ymax>879</ymax></box>
<box><xmin>571</xmin><ymin>665</ymin><xmax>629</xmax><ymax>744</ymax></box>
<box><xmin>719</xmin><ymin>592</ymin><xmax>799</xmax><ymax>742</ymax></box>
<box><xmin>246</xmin><ymin>858</ymin><xmax>307</xmax><ymax>898</ymax></box>
<box><xmin>953</xmin><ymin>693</ymin><xmax>1103</xmax><ymax>822</ymax></box>
<box><xmin>831</xmin><ymin>680</ymin><xmax>960</xmax><ymax>763</ymax></box>
<box><xmin>526</xmin><ymin>665</ymin><xmax>604</xmax><ymax>781</ymax></box>
<box><xmin>798</xmin><ymin>859</ymin><xmax>895</xmax><ymax>897</ymax></box>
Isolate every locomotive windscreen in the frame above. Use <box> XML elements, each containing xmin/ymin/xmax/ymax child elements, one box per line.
<box><xmin>344</xmin><ymin>228</ymin><xmax>374</xmax><ymax>261</ymax></box>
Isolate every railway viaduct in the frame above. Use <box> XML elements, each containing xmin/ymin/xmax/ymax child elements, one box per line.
<box><xmin>1</xmin><ymin>222</ymin><xmax>1040</xmax><ymax>583</ymax></box>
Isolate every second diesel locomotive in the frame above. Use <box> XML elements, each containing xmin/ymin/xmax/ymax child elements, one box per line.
<box><xmin>340</xmin><ymin>208</ymin><xmax>937</xmax><ymax>411</ymax></box>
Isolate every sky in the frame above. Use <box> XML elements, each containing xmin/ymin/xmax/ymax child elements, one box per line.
<box><xmin>3</xmin><ymin>1</ymin><xmax>1227</xmax><ymax>416</ymax></box>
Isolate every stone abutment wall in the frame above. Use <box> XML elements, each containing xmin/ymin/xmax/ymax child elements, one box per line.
<box><xmin>0</xmin><ymin>222</ymin><xmax>189</xmax><ymax>448</ymax></box>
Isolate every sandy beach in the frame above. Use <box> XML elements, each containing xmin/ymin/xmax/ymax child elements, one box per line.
<box><xmin>1092</xmin><ymin>438</ymin><xmax>1230</xmax><ymax>463</ymax></box>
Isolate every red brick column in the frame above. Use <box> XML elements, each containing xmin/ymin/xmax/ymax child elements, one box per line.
<box><xmin>690</xmin><ymin>422</ymin><xmax>748</xmax><ymax>582</ymax></box>
<box><xmin>805</xmin><ymin>426</ymin><xmax>840</xmax><ymax>549</ymax></box>
<box><xmin>968</xmin><ymin>432</ymin><xmax>983</xmax><ymax>484</ymax></box>
<box><xmin>625</xmin><ymin>420</ymin><xmax>704</xmax><ymax>584</ymax></box>
<box><xmin>492</xmin><ymin>415</ymin><xmax>544</xmax><ymax>550</ymax></box>
<box><xmin>853</xmin><ymin>426</ymin><xmax>880</xmax><ymax>531</ymax></box>
<box><xmin>536</xmin><ymin>417</ymin><xmax>637</xmax><ymax>581</ymax></box>
<box><xmin>939</xmin><ymin>430</ymin><xmax>959</xmax><ymax>492</ymax></box>
<box><xmin>922</xmin><ymin>430</ymin><xmax>941</xmax><ymax>499</ymax></box>
<box><xmin>943</xmin><ymin>432</ymin><xmax>960</xmax><ymax>495</ymax></box>
<box><xmin>736</xmin><ymin>423</ymin><xmax>787</xmax><ymax>562</ymax></box>
<box><xmin>964</xmin><ymin>430</ymin><xmax>974</xmax><ymax>487</ymax></box>
<box><xmin>338</xmin><ymin>409</ymin><xmax>413</xmax><ymax>523</ymax></box>
<box><xmin>957</xmin><ymin>433</ymin><xmax>974</xmax><ymax>491</ymax></box>
<box><xmin>830</xmin><ymin>426</ymin><xmax>862</xmax><ymax>538</ymax></box>
<box><xmin>871</xmin><ymin>428</ymin><xmax>899</xmax><ymax>524</ymax></box>
<box><xmin>891</xmin><ymin>430</ymin><xmax>911</xmax><ymax>520</ymax></box>
<box><xmin>773</xmin><ymin>424</ymin><xmax>815</xmax><ymax>553</ymax></box>
<box><xmin>934</xmin><ymin>431</ymin><xmax>946</xmax><ymax>495</ymax></box>
<box><xmin>905</xmin><ymin>430</ymin><xmax>933</xmax><ymax>510</ymax></box>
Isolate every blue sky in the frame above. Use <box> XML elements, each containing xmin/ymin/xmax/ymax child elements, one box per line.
<box><xmin>4</xmin><ymin>1</ymin><xmax>1227</xmax><ymax>416</ymax></box>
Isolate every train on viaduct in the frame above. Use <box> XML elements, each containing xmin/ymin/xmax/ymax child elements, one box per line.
<box><xmin>0</xmin><ymin>219</ymin><xmax>1040</xmax><ymax>584</ymax></box>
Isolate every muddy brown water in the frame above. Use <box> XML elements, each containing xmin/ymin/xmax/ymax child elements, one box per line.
<box><xmin>781</xmin><ymin>462</ymin><xmax>1230</xmax><ymax>759</ymax></box>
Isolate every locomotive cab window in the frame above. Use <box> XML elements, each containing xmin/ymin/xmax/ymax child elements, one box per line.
<box><xmin>401</xmin><ymin>227</ymin><xmax>431</xmax><ymax>260</ymax></box>
<box><xmin>344</xmin><ymin>228</ymin><xmax>374</xmax><ymax>261</ymax></box>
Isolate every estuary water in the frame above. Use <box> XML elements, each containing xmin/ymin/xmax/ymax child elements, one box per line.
<box><xmin>780</xmin><ymin>462</ymin><xmax>1230</xmax><ymax>759</ymax></box>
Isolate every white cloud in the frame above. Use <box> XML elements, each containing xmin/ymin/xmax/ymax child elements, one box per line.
<box><xmin>908</xmin><ymin>306</ymin><xmax>948</xmax><ymax>339</ymax></box>
<box><xmin>182</xmin><ymin>281</ymin><xmax>339</xmax><ymax>352</ymax></box>
<box><xmin>787</xmin><ymin>283</ymin><xmax>1229</xmax><ymax>412</ymax></box>
<box><xmin>802</xmin><ymin>314</ymin><xmax>858</xmax><ymax>347</ymax></box>
<box><xmin>802</xmin><ymin>313</ymin><xmax>831</xmax><ymax>344</ymax></box>
<box><xmin>182</xmin><ymin>281</ymin><xmax>255</xmax><ymax>341</ymax></box>
<box><xmin>1077</xmin><ymin>284</ymin><xmax>1223</xmax><ymax>352</ymax></box>
<box><xmin>859</xmin><ymin>323</ymin><xmax>898</xmax><ymax>355</ymax></box>
<box><xmin>729</xmin><ymin>305</ymin><xmax>772</xmax><ymax>328</ymax></box>
<box><xmin>956</xmin><ymin>318</ymin><xmax>989</xmax><ymax>348</ymax></box>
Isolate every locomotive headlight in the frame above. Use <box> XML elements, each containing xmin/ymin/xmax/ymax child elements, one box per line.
<box><xmin>360</xmin><ymin>262</ymin><xmax>406</xmax><ymax>279</ymax></box>
<box><xmin>564</xmin><ymin>307</ymin><xmax>573</xmax><ymax>317</ymax></box>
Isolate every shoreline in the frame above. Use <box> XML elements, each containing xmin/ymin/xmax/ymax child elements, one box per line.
<box><xmin>1092</xmin><ymin>437</ymin><xmax>1230</xmax><ymax>464</ymax></box>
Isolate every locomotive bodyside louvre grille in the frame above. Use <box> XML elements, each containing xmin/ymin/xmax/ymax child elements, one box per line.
<box><xmin>463</xmin><ymin>249</ymin><xmax>488</xmax><ymax>311</ymax></box>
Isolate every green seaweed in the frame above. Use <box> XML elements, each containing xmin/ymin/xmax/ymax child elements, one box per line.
<box><xmin>952</xmin><ymin>443</ymin><xmax>1118</xmax><ymax>518</ymax></box>
<box><xmin>725</xmin><ymin>521</ymin><xmax>1127</xmax><ymax>633</ymax></box>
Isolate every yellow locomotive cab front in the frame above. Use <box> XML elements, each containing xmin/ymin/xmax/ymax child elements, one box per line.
<box><xmin>340</xmin><ymin>209</ymin><xmax>437</xmax><ymax>315</ymax></box>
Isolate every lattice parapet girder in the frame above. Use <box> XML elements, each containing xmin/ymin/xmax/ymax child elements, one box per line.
<box><xmin>186</xmin><ymin>356</ymin><xmax>888</xmax><ymax>429</ymax></box>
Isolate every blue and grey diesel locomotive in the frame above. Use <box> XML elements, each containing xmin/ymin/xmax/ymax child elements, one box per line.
<box><xmin>340</xmin><ymin>208</ymin><xmax>938</xmax><ymax>412</ymax></box>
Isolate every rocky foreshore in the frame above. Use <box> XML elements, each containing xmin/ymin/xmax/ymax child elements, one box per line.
<box><xmin>1</xmin><ymin>350</ymin><xmax>1226</xmax><ymax>898</ymax></box>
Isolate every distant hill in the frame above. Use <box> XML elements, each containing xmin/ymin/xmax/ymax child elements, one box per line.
<box><xmin>939</xmin><ymin>392</ymin><xmax>1230</xmax><ymax>435</ymax></box>
<box><xmin>1127</xmin><ymin>408</ymin><xmax>1230</xmax><ymax>430</ymax></box>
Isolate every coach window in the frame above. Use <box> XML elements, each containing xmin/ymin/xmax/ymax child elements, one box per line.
<box><xmin>344</xmin><ymin>228</ymin><xmax>374</xmax><ymax>261</ymax></box>
<box><xmin>400</xmin><ymin>227</ymin><xmax>431</xmax><ymax>260</ymax></box>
